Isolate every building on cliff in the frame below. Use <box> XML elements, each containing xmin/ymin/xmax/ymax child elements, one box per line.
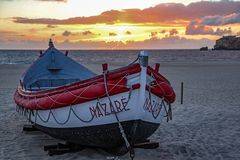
<box><xmin>214</xmin><ymin>36</ymin><xmax>240</xmax><ymax>50</ymax></box>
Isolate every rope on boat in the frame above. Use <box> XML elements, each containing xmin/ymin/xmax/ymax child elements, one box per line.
<box><xmin>70</xmin><ymin>106</ymin><xmax>94</xmax><ymax>123</ymax></box>
<box><xmin>50</xmin><ymin>108</ymin><xmax>71</xmax><ymax>125</ymax></box>
<box><xmin>39</xmin><ymin>80</ymin><xmax>127</xmax><ymax>107</ymax></box>
<box><xmin>19</xmin><ymin>72</ymin><xmax>132</xmax><ymax>127</ymax></box>
<box><xmin>161</xmin><ymin>99</ymin><xmax>172</xmax><ymax>122</ymax></box>
<box><xmin>149</xmin><ymin>73</ymin><xmax>173</xmax><ymax>122</ymax></box>
<box><xmin>96</xmin><ymin>82</ymin><xmax>132</xmax><ymax>115</ymax></box>
<box><xmin>96</xmin><ymin>83</ymin><xmax>132</xmax><ymax>113</ymax></box>
<box><xmin>129</xmin><ymin>120</ymin><xmax>138</xmax><ymax>160</ymax></box>
<box><xmin>16</xmin><ymin>103</ymin><xmax>94</xmax><ymax>125</ymax></box>
<box><xmin>35</xmin><ymin>109</ymin><xmax>51</xmax><ymax>123</ymax></box>
<box><xmin>17</xmin><ymin>68</ymin><xmax>172</xmax><ymax>129</ymax></box>
<box><xmin>34</xmin><ymin>104</ymin><xmax>95</xmax><ymax>124</ymax></box>
<box><xmin>103</xmin><ymin>70</ymin><xmax>133</xmax><ymax>158</ymax></box>
<box><xmin>128</xmin><ymin>57</ymin><xmax>139</xmax><ymax>66</ymax></box>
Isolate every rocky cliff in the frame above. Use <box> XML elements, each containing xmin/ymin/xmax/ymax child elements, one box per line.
<box><xmin>214</xmin><ymin>36</ymin><xmax>240</xmax><ymax>50</ymax></box>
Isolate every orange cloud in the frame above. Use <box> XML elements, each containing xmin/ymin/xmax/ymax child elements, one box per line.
<box><xmin>12</xmin><ymin>1</ymin><xmax>240</xmax><ymax>25</ymax></box>
<box><xmin>169</xmin><ymin>29</ymin><xmax>178</xmax><ymax>36</ymax></box>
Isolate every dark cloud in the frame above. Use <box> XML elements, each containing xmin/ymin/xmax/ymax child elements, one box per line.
<box><xmin>62</xmin><ymin>30</ymin><xmax>71</xmax><ymax>36</ymax></box>
<box><xmin>66</xmin><ymin>36</ymin><xmax>214</xmax><ymax>49</ymax></box>
<box><xmin>125</xmin><ymin>31</ymin><xmax>131</xmax><ymax>35</ymax></box>
<box><xmin>51</xmin><ymin>33</ymin><xmax>56</xmax><ymax>37</ymax></box>
<box><xmin>62</xmin><ymin>30</ymin><xmax>98</xmax><ymax>37</ymax></box>
<box><xmin>137</xmin><ymin>36</ymin><xmax>214</xmax><ymax>49</ymax></box>
<box><xmin>185</xmin><ymin>11</ymin><xmax>239</xmax><ymax>36</ymax></box>
<box><xmin>215</xmin><ymin>27</ymin><xmax>232</xmax><ymax>35</ymax></box>
<box><xmin>150</xmin><ymin>32</ymin><xmax>158</xmax><ymax>39</ymax></box>
<box><xmin>160</xmin><ymin>30</ymin><xmax>166</xmax><ymax>34</ymax></box>
<box><xmin>47</xmin><ymin>24</ymin><xmax>58</xmax><ymax>28</ymax></box>
<box><xmin>12</xmin><ymin>1</ymin><xmax>240</xmax><ymax>25</ymax></box>
<box><xmin>109</xmin><ymin>32</ymin><xmax>117</xmax><ymax>36</ymax></box>
<box><xmin>186</xmin><ymin>21</ymin><xmax>232</xmax><ymax>35</ymax></box>
<box><xmin>201</xmin><ymin>16</ymin><xmax>225</xmax><ymax>26</ymax></box>
<box><xmin>81</xmin><ymin>30</ymin><xmax>101</xmax><ymax>36</ymax></box>
<box><xmin>169</xmin><ymin>29</ymin><xmax>178</xmax><ymax>36</ymax></box>
<box><xmin>0</xmin><ymin>36</ymin><xmax>215</xmax><ymax>49</ymax></box>
<box><xmin>186</xmin><ymin>21</ymin><xmax>213</xmax><ymax>35</ymax></box>
<box><xmin>224</xmin><ymin>13</ymin><xmax>240</xmax><ymax>25</ymax></box>
<box><xmin>193</xmin><ymin>13</ymin><xmax>240</xmax><ymax>26</ymax></box>
<box><xmin>82</xmin><ymin>30</ymin><xmax>93</xmax><ymax>36</ymax></box>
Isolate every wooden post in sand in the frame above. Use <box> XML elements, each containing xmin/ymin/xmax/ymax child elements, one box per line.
<box><xmin>181</xmin><ymin>82</ymin><xmax>183</xmax><ymax>104</ymax></box>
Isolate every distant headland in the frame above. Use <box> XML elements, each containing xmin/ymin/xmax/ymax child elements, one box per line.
<box><xmin>214</xmin><ymin>36</ymin><xmax>240</xmax><ymax>50</ymax></box>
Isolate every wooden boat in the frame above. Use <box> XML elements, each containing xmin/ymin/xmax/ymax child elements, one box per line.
<box><xmin>14</xmin><ymin>40</ymin><xmax>175</xmax><ymax>155</ymax></box>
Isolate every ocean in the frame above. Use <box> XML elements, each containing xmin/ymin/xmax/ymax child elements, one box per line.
<box><xmin>0</xmin><ymin>49</ymin><xmax>240</xmax><ymax>65</ymax></box>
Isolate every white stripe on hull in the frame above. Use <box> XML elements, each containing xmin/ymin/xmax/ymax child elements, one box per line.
<box><xmin>23</xmin><ymin>89</ymin><xmax>166</xmax><ymax>129</ymax></box>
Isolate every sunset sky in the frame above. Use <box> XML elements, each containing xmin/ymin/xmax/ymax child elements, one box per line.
<box><xmin>0</xmin><ymin>0</ymin><xmax>240</xmax><ymax>49</ymax></box>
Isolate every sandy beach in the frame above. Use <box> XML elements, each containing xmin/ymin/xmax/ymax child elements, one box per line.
<box><xmin>1</xmin><ymin>60</ymin><xmax>240</xmax><ymax>160</ymax></box>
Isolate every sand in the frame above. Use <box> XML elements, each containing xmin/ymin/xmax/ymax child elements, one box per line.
<box><xmin>0</xmin><ymin>61</ymin><xmax>240</xmax><ymax>160</ymax></box>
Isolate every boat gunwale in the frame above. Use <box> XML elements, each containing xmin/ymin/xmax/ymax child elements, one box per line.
<box><xmin>17</xmin><ymin>63</ymin><xmax>141</xmax><ymax>97</ymax></box>
<box><xmin>14</xmin><ymin>62</ymin><xmax>176</xmax><ymax>110</ymax></box>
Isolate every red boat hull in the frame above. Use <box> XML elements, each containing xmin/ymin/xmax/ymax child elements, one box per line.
<box><xmin>15</xmin><ymin>64</ymin><xmax>175</xmax><ymax>110</ymax></box>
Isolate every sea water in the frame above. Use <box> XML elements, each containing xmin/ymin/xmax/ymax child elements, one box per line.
<box><xmin>0</xmin><ymin>49</ymin><xmax>240</xmax><ymax>65</ymax></box>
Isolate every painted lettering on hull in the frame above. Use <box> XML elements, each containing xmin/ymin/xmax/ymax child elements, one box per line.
<box><xmin>143</xmin><ymin>97</ymin><xmax>163</xmax><ymax>119</ymax></box>
<box><xmin>89</xmin><ymin>97</ymin><xmax>130</xmax><ymax>118</ymax></box>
